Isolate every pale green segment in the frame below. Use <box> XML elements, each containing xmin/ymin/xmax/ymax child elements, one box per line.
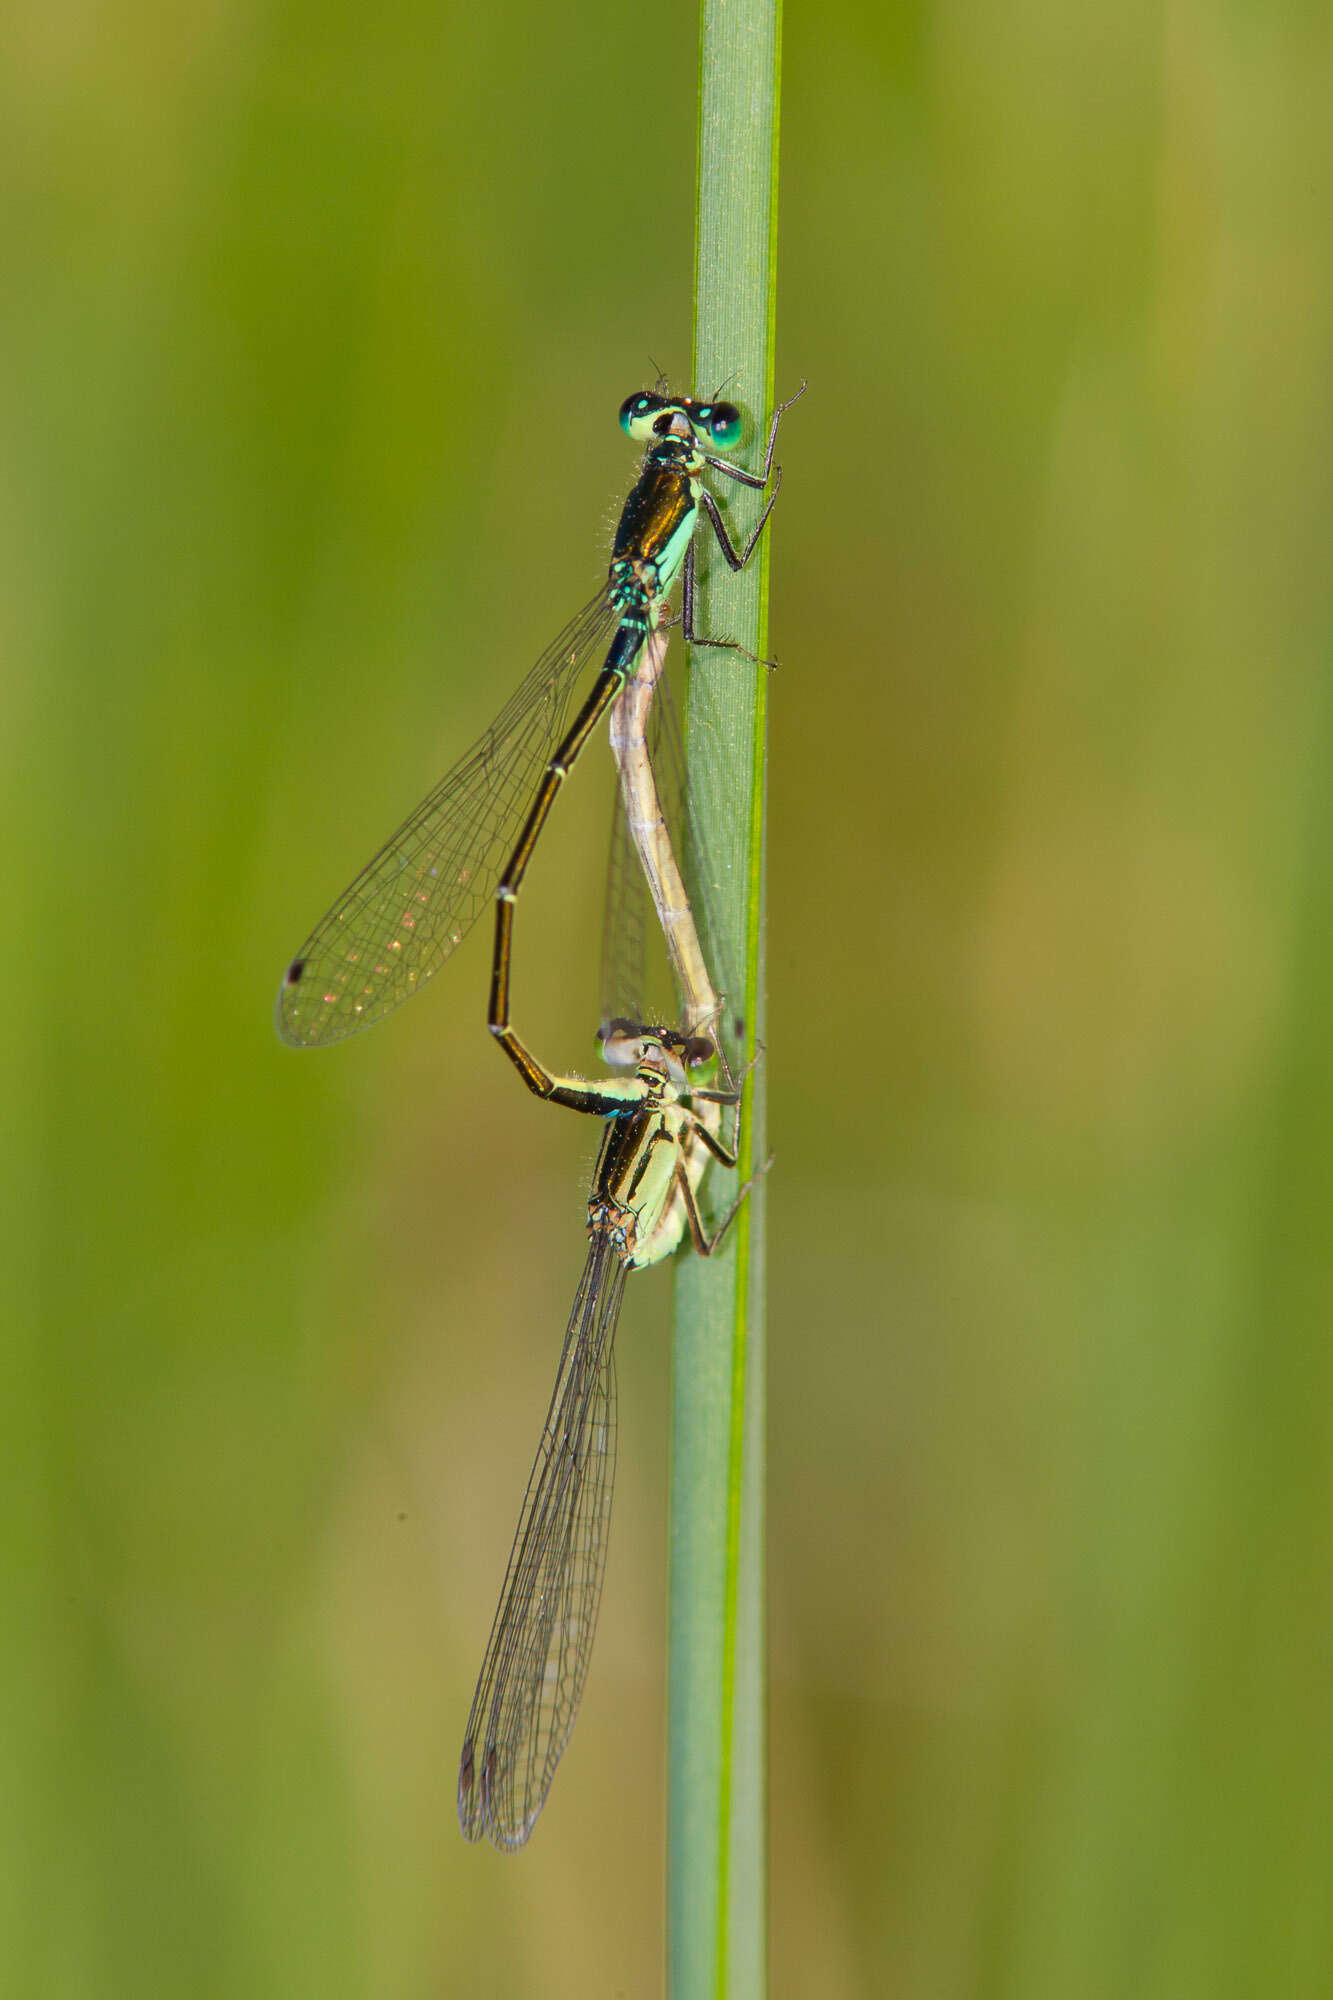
<box><xmin>655</xmin><ymin>507</ymin><xmax>701</xmax><ymax>605</ymax></box>
<box><xmin>623</xmin><ymin>1105</ymin><xmax>698</xmax><ymax>1270</ymax></box>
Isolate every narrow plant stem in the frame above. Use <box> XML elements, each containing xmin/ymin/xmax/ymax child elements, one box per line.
<box><xmin>667</xmin><ymin>0</ymin><xmax>783</xmax><ymax>1994</ymax></box>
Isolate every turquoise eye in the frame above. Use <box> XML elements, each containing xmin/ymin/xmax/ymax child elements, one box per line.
<box><xmin>619</xmin><ymin>392</ymin><xmax>659</xmax><ymax>434</ymax></box>
<box><xmin>707</xmin><ymin>402</ymin><xmax>743</xmax><ymax>447</ymax></box>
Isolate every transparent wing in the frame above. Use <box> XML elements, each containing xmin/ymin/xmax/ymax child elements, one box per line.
<box><xmin>457</xmin><ymin>1228</ymin><xmax>626</xmax><ymax>1852</ymax></box>
<box><xmin>600</xmin><ymin>649</ymin><xmax>746</xmax><ymax>1070</ymax></box>
<box><xmin>276</xmin><ymin>589</ymin><xmax>619</xmax><ymax>1046</ymax></box>
<box><xmin>600</xmin><ymin>733</ymin><xmax>656</xmax><ymax>1027</ymax></box>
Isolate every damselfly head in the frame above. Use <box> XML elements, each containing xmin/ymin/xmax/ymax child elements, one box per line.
<box><xmin>619</xmin><ymin>391</ymin><xmax>744</xmax><ymax>453</ymax></box>
<box><xmin>649</xmin><ymin>1024</ymin><xmax>718</xmax><ymax>1072</ymax></box>
<box><xmin>599</xmin><ymin>1018</ymin><xmax>719</xmax><ymax>1090</ymax></box>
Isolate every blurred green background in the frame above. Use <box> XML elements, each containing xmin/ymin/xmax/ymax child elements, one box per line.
<box><xmin>6</xmin><ymin>0</ymin><xmax>1333</xmax><ymax>1993</ymax></box>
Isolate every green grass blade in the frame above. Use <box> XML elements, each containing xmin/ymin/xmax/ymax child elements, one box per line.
<box><xmin>668</xmin><ymin>0</ymin><xmax>784</xmax><ymax>1993</ymax></box>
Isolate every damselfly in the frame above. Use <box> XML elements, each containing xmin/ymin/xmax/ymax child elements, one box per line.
<box><xmin>276</xmin><ymin>386</ymin><xmax>802</xmax><ymax>1053</ymax></box>
<box><xmin>455</xmin><ymin>625</ymin><xmax>759</xmax><ymax>1850</ymax></box>
<box><xmin>456</xmin><ymin>1023</ymin><xmax>753</xmax><ymax>1851</ymax></box>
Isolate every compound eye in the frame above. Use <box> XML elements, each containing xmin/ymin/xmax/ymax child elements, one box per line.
<box><xmin>619</xmin><ymin>391</ymin><xmax>660</xmax><ymax>434</ymax></box>
<box><xmin>706</xmin><ymin>402</ymin><xmax>743</xmax><ymax>447</ymax></box>
<box><xmin>599</xmin><ymin>1016</ymin><xmax>643</xmax><ymax>1064</ymax></box>
<box><xmin>683</xmin><ymin>1035</ymin><xmax>717</xmax><ymax>1070</ymax></box>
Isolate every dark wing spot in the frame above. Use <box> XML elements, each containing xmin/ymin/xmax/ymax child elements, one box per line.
<box><xmin>284</xmin><ymin>958</ymin><xmax>307</xmax><ymax>986</ymax></box>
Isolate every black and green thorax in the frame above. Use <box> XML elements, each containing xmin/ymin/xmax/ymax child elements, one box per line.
<box><xmin>588</xmin><ymin>1100</ymin><xmax>675</xmax><ymax>1258</ymax></box>
<box><xmin>605</xmin><ymin>437</ymin><xmax>701</xmax><ymax>651</ymax></box>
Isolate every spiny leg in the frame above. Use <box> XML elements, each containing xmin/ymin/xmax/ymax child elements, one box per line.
<box><xmin>676</xmin><ymin>1143</ymin><xmax>773</xmax><ymax>1256</ymax></box>
<box><xmin>681</xmin><ymin>471</ymin><xmax>785</xmax><ymax>663</ymax></box>
<box><xmin>699</xmin><ymin>380</ymin><xmax>806</xmax><ymax>491</ymax></box>
<box><xmin>683</xmin><ymin>382</ymin><xmax>805</xmax><ymax>654</ymax></box>
<box><xmin>679</xmin><ymin>541</ymin><xmax>779</xmax><ymax>670</ymax></box>
<box><xmin>697</xmin><ymin>476</ymin><xmax>782</xmax><ymax>573</ymax></box>
<box><xmin>691</xmin><ymin>1041</ymin><xmax>765</xmax><ymax>1153</ymax></box>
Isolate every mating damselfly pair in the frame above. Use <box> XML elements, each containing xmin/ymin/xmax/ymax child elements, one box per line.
<box><xmin>275</xmin><ymin>382</ymin><xmax>802</xmax><ymax>1849</ymax></box>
